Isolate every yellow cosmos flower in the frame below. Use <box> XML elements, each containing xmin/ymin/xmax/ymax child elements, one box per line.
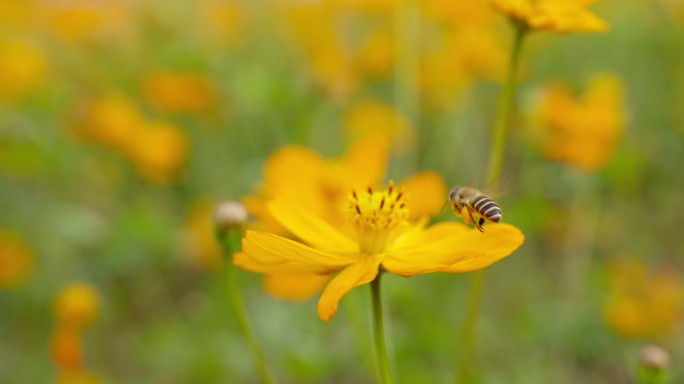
<box><xmin>237</xmin><ymin>182</ymin><xmax>524</xmax><ymax>321</ymax></box>
<box><xmin>122</xmin><ymin>120</ymin><xmax>189</xmax><ymax>184</ymax></box>
<box><xmin>0</xmin><ymin>37</ymin><xmax>48</xmax><ymax>100</ymax></box>
<box><xmin>243</xmin><ymin>134</ymin><xmax>449</xmax><ymax>301</ymax></box>
<box><xmin>603</xmin><ymin>260</ymin><xmax>684</xmax><ymax>339</ymax></box>
<box><xmin>490</xmin><ymin>0</ymin><xmax>608</xmax><ymax>33</ymax></box>
<box><xmin>74</xmin><ymin>93</ymin><xmax>143</xmax><ymax>150</ymax></box>
<box><xmin>40</xmin><ymin>0</ymin><xmax>132</xmax><ymax>43</ymax></box>
<box><xmin>197</xmin><ymin>0</ymin><xmax>244</xmax><ymax>47</ymax></box>
<box><xmin>354</xmin><ymin>29</ymin><xmax>394</xmax><ymax>78</ymax></box>
<box><xmin>534</xmin><ymin>73</ymin><xmax>625</xmax><ymax>171</ymax></box>
<box><xmin>54</xmin><ymin>282</ymin><xmax>101</xmax><ymax>330</ymax></box>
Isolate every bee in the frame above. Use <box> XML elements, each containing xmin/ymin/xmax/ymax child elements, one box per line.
<box><xmin>447</xmin><ymin>186</ymin><xmax>502</xmax><ymax>232</ymax></box>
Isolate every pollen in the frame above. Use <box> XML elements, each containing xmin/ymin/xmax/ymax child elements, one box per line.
<box><xmin>348</xmin><ymin>181</ymin><xmax>409</xmax><ymax>254</ymax></box>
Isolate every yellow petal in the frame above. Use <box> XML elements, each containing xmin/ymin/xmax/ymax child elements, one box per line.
<box><xmin>239</xmin><ymin>231</ymin><xmax>357</xmax><ymax>274</ymax></box>
<box><xmin>390</xmin><ymin>221</ymin><xmax>472</xmax><ymax>253</ymax></box>
<box><xmin>529</xmin><ymin>1</ymin><xmax>609</xmax><ymax>33</ymax></box>
<box><xmin>383</xmin><ymin>250</ymin><xmax>482</xmax><ymax>277</ymax></box>
<box><xmin>267</xmin><ymin>199</ymin><xmax>358</xmax><ymax>254</ymax></box>
<box><xmin>444</xmin><ymin>223</ymin><xmax>524</xmax><ymax>272</ymax></box>
<box><xmin>264</xmin><ymin>273</ymin><xmax>331</xmax><ymax>301</ymax></box>
<box><xmin>317</xmin><ymin>254</ymin><xmax>384</xmax><ymax>321</ymax></box>
<box><xmin>387</xmin><ymin>221</ymin><xmax>523</xmax><ymax>274</ymax></box>
<box><xmin>399</xmin><ymin>171</ymin><xmax>448</xmax><ymax>221</ymax></box>
<box><xmin>263</xmin><ymin>146</ymin><xmax>323</xmax><ymax>189</ymax></box>
<box><xmin>341</xmin><ymin>132</ymin><xmax>390</xmax><ymax>189</ymax></box>
<box><xmin>234</xmin><ymin>252</ymin><xmax>331</xmax><ymax>274</ymax></box>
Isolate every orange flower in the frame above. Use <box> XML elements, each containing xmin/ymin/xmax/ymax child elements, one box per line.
<box><xmin>534</xmin><ymin>74</ymin><xmax>626</xmax><ymax>171</ymax></box>
<box><xmin>490</xmin><ymin>0</ymin><xmax>608</xmax><ymax>33</ymax></box>
<box><xmin>0</xmin><ymin>230</ymin><xmax>34</xmax><ymax>288</ymax></box>
<box><xmin>142</xmin><ymin>70</ymin><xmax>217</xmax><ymax>114</ymax></box>
<box><xmin>51</xmin><ymin>325</ymin><xmax>84</xmax><ymax>372</ymax></box>
<box><xmin>39</xmin><ymin>0</ymin><xmax>133</xmax><ymax>43</ymax></box>
<box><xmin>237</xmin><ymin>182</ymin><xmax>524</xmax><ymax>321</ymax></box>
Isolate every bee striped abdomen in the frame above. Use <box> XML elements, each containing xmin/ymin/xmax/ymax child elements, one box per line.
<box><xmin>471</xmin><ymin>195</ymin><xmax>502</xmax><ymax>223</ymax></box>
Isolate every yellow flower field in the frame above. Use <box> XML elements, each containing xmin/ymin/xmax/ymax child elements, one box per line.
<box><xmin>1</xmin><ymin>0</ymin><xmax>683</xmax><ymax>383</ymax></box>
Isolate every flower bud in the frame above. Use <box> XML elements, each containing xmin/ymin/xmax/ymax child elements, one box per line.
<box><xmin>639</xmin><ymin>344</ymin><xmax>670</xmax><ymax>371</ymax></box>
<box><xmin>213</xmin><ymin>200</ymin><xmax>248</xmax><ymax>235</ymax></box>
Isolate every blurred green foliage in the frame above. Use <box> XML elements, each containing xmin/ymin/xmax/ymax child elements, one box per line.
<box><xmin>1</xmin><ymin>0</ymin><xmax>684</xmax><ymax>383</ymax></box>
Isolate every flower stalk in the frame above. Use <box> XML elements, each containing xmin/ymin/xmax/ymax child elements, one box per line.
<box><xmin>371</xmin><ymin>273</ymin><xmax>394</xmax><ymax>384</ymax></box>
<box><xmin>216</xmin><ymin>228</ymin><xmax>276</xmax><ymax>384</ymax></box>
<box><xmin>457</xmin><ymin>21</ymin><xmax>528</xmax><ymax>383</ymax></box>
<box><xmin>486</xmin><ymin>21</ymin><xmax>528</xmax><ymax>187</ymax></box>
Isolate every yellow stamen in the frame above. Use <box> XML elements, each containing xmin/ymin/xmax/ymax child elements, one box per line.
<box><xmin>348</xmin><ymin>181</ymin><xmax>408</xmax><ymax>254</ymax></box>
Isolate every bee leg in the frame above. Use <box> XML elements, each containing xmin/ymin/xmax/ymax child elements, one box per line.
<box><xmin>476</xmin><ymin>217</ymin><xmax>485</xmax><ymax>232</ymax></box>
<box><xmin>459</xmin><ymin>206</ymin><xmax>473</xmax><ymax>224</ymax></box>
<box><xmin>467</xmin><ymin>207</ymin><xmax>484</xmax><ymax>232</ymax></box>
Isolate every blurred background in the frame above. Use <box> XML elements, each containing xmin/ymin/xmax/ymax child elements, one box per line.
<box><xmin>1</xmin><ymin>0</ymin><xmax>683</xmax><ymax>383</ymax></box>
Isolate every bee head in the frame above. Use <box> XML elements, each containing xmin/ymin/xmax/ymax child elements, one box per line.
<box><xmin>449</xmin><ymin>187</ymin><xmax>461</xmax><ymax>203</ymax></box>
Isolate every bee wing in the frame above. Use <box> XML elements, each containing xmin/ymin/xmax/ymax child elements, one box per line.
<box><xmin>440</xmin><ymin>199</ymin><xmax>450</xmax><ymax>214</ymax></box>
<box><xmin>482</xmin><ymin>178</ymin><xmax>514</xmax><ymax>199</ymax></box>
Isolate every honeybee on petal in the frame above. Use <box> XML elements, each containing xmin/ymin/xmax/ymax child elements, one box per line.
<box><xmin>447</xmin><ymin>186</ymin><xmax>502</xmax><ymax>232</ymax></box>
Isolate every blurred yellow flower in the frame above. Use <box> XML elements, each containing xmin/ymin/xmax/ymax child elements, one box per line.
<box><xmin>57</xmin><ymin>370</ymin><xmax>101</xmax><ymax>384</ymax></box>
<box><xmin>75</xmin><ymin>93</ymin><xmax>143</xmax><ymax>150</ymax></box>
<box><xmin>310</xmin><ymin>49</ymin><xmax>359</xmax><ymax>100</ymax></box>
<box><xmin>0</xmin><ymin>230</ymin><xmax>34</xmax><ymax>288</ymax></box>
<box><xmin>54</xmin><ymin>282</ymin><xmax>101</xmax><ymax>330</ymax></box>
<box><xmin>490</xmin><ymin>0</ymin><xmax>608</xmax><ymax>33</ymax></box>
<box><xmin>123</xmin><ymin>120</ymin><xmax>190</xmax><ymax>184</ymax></box>
<box><xmin>237</xmin><ymin>182</ymin><xmax>524</xmax><ymax>321</ymax></box>
<box><xmin>354</xmin><ymin>29</ymin><xmax>394</xmax><ymax>78</ymax></box>
<box><xmin>0</xmin><ymin>1</ymin><xmax>35</xmax><ymax>27</ymax></box>
<box><xmin>142</xmin><ymin>70</ymin><xmax>218</xmax><ymax>114</ymax></box>
<box><xmin>197</xmin><ymin>0</ymin><xmax>244</xmax><ymax>46</ymax></box>
<box><xmin>603</xmin><ymin>260</ymin><xmax>684</xmax><ymax>339</ymax></box>
<box><xmin>182</xmin><ymin>199</ymin><xmax>224</xmax><ymax>271</ymax></box>
<box><xmin>419</xmin><ymin>1</ymin><xmax>507</xmax><ymax>107</ymax></box>
<box><xmin>344</xmin><ymin>100</ymin><xmax>413</xmax><ymax>153</ymax></box>
<box><xmin>39</xmin><ymin>0</ymin><xmax>133</xmax><ymax>43</ymax></box>
<box><xmin>535</xmin><ymin>74</ymin><xmax>626</xmax><ymax>171</ymax></box>
<box><xmin>0</xmin><ymin>37</ymin><xmax>48</xmax><ymax>100</ymax></box>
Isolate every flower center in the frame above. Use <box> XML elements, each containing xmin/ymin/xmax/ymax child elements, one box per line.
<box><xmin>348</xmin><ymin>181</ymin><xmax>409</xmax><ymax>254</ymax></box>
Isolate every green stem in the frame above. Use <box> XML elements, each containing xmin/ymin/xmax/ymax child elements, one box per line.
<box><xmin>485</xmin><ymin>22</ymin><xmax>528</xmax><ymax>187</ymax></box>
<box><xmin>455</xmin><ymin>269</ymin><xmax>485</xmax><ymax>383</ymax></box>
<box><xmin>371</xmin><ymin>274</ymin><xmax>394</xmax><ymax>384</ymax></box>
<box><xmin>456</xmin><ymin>22</ymin><xmax>528</xmax><ymax>384</ymax></box>
<box><xmin>218</xmin><ymin>231</ymin><xmax>276</xmax><ymax>384</ymax></box>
